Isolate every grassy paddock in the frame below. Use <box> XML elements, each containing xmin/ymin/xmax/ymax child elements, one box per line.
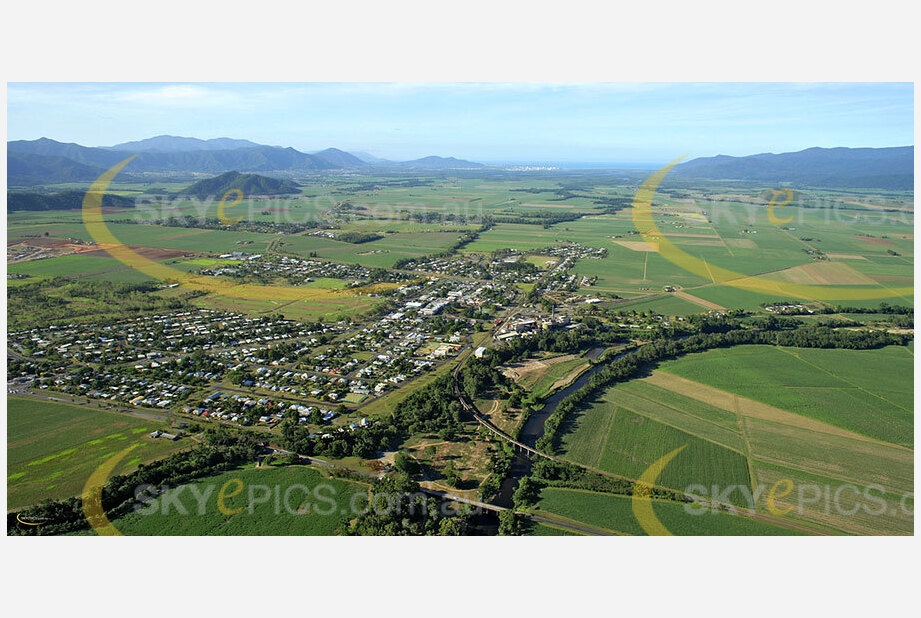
<box><xmin>7</xmin><ymin>397</ymin><xmax>187</xmax><ymax>510</ymax></box>
<box><xmin>97</xmin><ymin>466</ymin><xmax>369</xmax><ymax>535</ymax></box>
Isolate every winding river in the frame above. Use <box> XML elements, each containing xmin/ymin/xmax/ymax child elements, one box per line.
<box><xmin>492</xmin><ymin>346</ymin><xmax>609</xmax><ymax>509</ymax></box>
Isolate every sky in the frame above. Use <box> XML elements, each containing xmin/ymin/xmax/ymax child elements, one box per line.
<box><xmin>6</xmin><ymin>83</ymin><xmax>914</xmax><ymax>165</ymax></box>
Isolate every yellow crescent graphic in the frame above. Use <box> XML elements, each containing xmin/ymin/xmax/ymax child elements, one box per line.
<box><xmin>82</xmin><ymin>445</ymin><xmax>138</xmax><ymax>536</ymax></box>
<box><xmin>631</xmin><ymin>444</ymin><xmax>686</xmax><ymax>536</ymax></box>
<box><xmin>81</xmin><ymin>157</ymin><xmax>339</xmax><ymax>301</ymax></box>
<box><xmin>217</xmin><ymin>189</ymin><xmax>244</xmax><ymax>225</ymax></box>
<box><xmin>766</xmin><ymin>189</ymin><xmax>795</xmax><ymax>226</ymax></box>
<box><xmin>16</xmin><ymin>513</ymin><xmax>44</xmax><ymax>526</ymax></box>
<box><xmin>632</xmin><ymin>159</ymin><xmax>912</xmax><ymax>301</ymax></box>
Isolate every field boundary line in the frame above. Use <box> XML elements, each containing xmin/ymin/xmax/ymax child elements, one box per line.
<box><xmin>603</xmin><ymin>390</ymin><xmax>748</xmax><ymax>456</ymax></box>
<box><xmin>734</xmin><ymin>396</ymin><xmax>759</xmax><ymax>495</ymax></box>
<box><xmin>527</xmin><ymin>508</ymin><xmax>626</xmax><ymax>536</ymax></box>
<box><xmin>775</xmin><ymin>347</ymin><xmax>914</xmax><ymax>418</ymax></box>
<box><xmin>580</xmin><ymin>405</ymin><xmax>619</xmax><ymax>470</ymax></box>
<box><xmin>615</xmin><ymin>403</ymin><xmax>749</xmax><ymax>457</ymax></box>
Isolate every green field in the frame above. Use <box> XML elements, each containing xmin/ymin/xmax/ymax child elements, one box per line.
<box><xmin>280</xmin><ymin>230</ymin><xmax>466</xmax><ymax>267</ymax></box>
<box><xmin>535</xmin><ymin>488</ymin><xmax>803</xmax><ymax>535</ymax></box>
<box><xmin>7</xmin><ymin>173</ymin><xmax>914</xmax><ymax>537</ymax></box>
<box><xmin>8</xmin><ymin>254</ymin><xmax>135</xmax><ymax>279</ymax></box>
<box><xmin>7</xmin><ymin>397</ymin><xmax>188</xmax><ymax>510</ymax></box>
<box><xmin>559</xmin><ymin>404</ymin><xmax>752</xmax><ymax>501</ymax></box>
<box><xmin>193</xmin><ymin>287</ymin><xmax>379</xmax><ymax>321</ymax></box>
<box><xmin>556</xmin><ymin>345</ymin><xmax>914</xmax><ymax>534</ymax></box>
<box><xmin>96</xmin><ymin>466</ymin><xmax>369</xmax><ymax>535</ymax></box>
<box><xmin>659</xmin><ymin>345</ymin><xmax>913</xmax><ymax>446</ymax></box>
<box><xmin>606</xmin><ymin>293</ymin><xmax>706</xmax><ymax>315</ymax></box>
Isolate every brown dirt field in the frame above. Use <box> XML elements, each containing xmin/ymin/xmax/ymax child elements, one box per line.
<box><xmin>613</xmin><ymin>240</ymin><xmax>658</xmax><ymax>252</ymax></box>
<box><xmin>855</xmin><ymin>235</ymin><xmax>895</xmax><ymax>246</ymax></box>
<box><xmin>12</xmin><ymin>237</ymin><xmax>72</xmax><ymax>248</ymax></box>
<box><xmin>82</xmin><ymin>244</ymin><xmax>193</xmax><ymax>260</ymax></box>
<box><xmin>673</xmin><ymin>290</ymin><xmax>725</xmax><ymax>310</ymax></box>
<box><xmin>408</xmin><ymin>430</ymin><xmax>493</xmax><ymax>491</ymax></box>
<box><xmin>643</xmin><ymin>371</ymin><xmax>904</xmax><ymax>449</ymax></box>
<box><xmin>479</xmin><ymin>399</ymin><xmax>524</xmax><ymax>436</ymax></box>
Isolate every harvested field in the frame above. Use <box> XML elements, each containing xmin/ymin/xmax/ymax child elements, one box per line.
<box><xmin>855</xmin><ymin>235</ymin><xmax>895</xmax><ymax>246</ymax></box>
<box><xmin>81</xmin><ymin>244</ymin><xmax>194</xmax><ymax>260</ymax></box>
<box><xmin>674</xmin><ymin>290</ymin><xmax>726</xmax><ymax>310</ymax></box>
<box><xmin>613</xmin><ymin>240</ymin><xmax>658</xmax><ymax>252</ymax></box>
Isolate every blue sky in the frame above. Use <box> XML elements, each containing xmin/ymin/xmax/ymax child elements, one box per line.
<box><xmin>6</xmin><ymin>83</ymin><xmax>913</xmax><ymax>164</ymax></box>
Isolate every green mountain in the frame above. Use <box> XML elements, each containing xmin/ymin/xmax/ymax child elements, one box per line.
<box><xmin>396</xmin><ymin>156</ymin><xmax>484</xmax><ymax>169</ymax></box>
<box><xmin>7</xmin><ymin>138</ymin><xmax>338</xmax><ymax>173</ymax></box>
<box><xmin>7</xmin><ymin>190</ymin><xmax>135</xmax><ymax>211</ymax></box>
<box><xmin>673</xmin><ymin>146</ymin><xmax>913</xmax><ymax>189</ymax></box>
<box><xmin>109</xmin><ymin>135</ymin><xmax>264</xmax><ymax>152</ymax></box>
<box><xmin>311</xmin><ymin>147</ymin><xmax>368</xmax><ymax>167</ymax></box>
<box><xmin>181</xmin><ymin>171</ymin><xmax>300</xmax><ymax>198</ymax></box>
<box><xmin>8</xmin><ymin>152</ymin><xmax>109</xmax><ymax>186</ymax></box>
<box><xmin>7</xmin><ymin>138</ymin><xmax>487</xmax><ymax>181</ymax></box>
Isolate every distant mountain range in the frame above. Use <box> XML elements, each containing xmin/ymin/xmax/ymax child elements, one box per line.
<box><xmin>9</xmin><ymin>138</ymin><xmax>910</xmax><ymax>188</ymax></box>
<box><xmin>673</xmin><ymin>146</ymin><xmax>913</xmax><ymax>189</ymax></box>
<box><xmin>7</xmin><ymin>137</ymin><xmax>486</xmax><ymax>185</ymax></box>
<box><xmin>181</xmin><ymin>171</ymin><xmax>300</xmax><ymax>199</ymax></box>
<box><xmin>108</xmin><ymin>135</ymin><xmax>264</xmax><ymax>152</ymax></box>
<box><xmin>8</xmin><ymin>152</ymin><xmax>105</xmax><ymax>185</ymax></box>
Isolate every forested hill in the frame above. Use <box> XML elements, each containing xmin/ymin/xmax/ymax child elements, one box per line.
<box><xmin>8</xmin><ymin>137</ymin><xmax>486</xmax><ymax>179</ymax></box>
<box><xmin>180</xmin><ymin>171</ymin><xmax>301</xmax><ymax>198</ymax></box>
<box><xmin>673</xmin><ymin>146</ymin><xmax>913</xmax><ymax>189</ymax></box>
<box><xmin>8</xmin><ymin>152</ymin><xmax>108</xmax><ymax>185</ymax></box>
<box><xmin>7</xmin><ymin>190</ymin><xmax>135</xmax><ymax>211</ymax></box>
